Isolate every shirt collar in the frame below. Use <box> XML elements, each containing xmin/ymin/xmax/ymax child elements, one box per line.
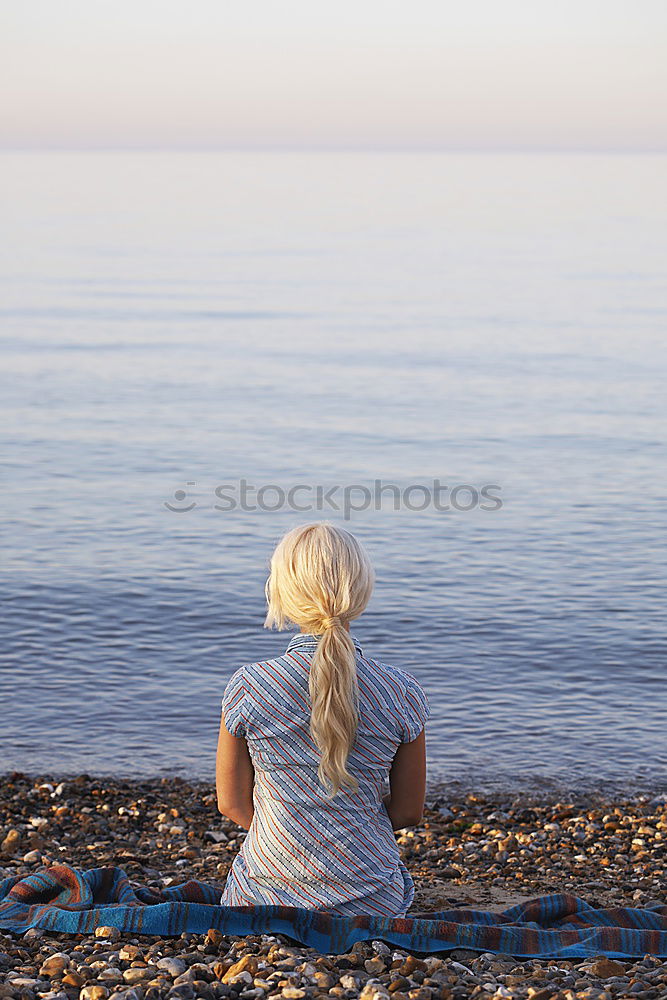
<box><xmin>285</xmin><ymin>632</ymin><xmax>363</xmax><ymax>656</ymax></box>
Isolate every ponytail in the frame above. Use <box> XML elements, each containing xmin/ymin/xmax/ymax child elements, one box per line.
<box><xmin>309</xmin><ymin>621</ymin><xmax>359</xmax><ymax>795</ymax></box>
<box><xmin>264</xmin><ymin>522</ymin><xmax>375</xmax><ymax>797</ymax></box>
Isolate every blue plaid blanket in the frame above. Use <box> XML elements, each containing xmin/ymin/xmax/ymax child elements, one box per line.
<box><xmin>1</xmin><ymin>864</ymin><xmax>666</xmax><ymax>958</ymax></box>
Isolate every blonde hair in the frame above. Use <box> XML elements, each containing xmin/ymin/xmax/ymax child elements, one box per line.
<box><xmin>264</xmin><ymin>522</ymin><xmax>375</xmax><ymax>796</ymax></box>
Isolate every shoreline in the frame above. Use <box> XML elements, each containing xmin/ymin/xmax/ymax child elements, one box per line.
<box><xmin>2</xmin><ymin>771</ymin><xmax>666</xmax><ymax>999</ymax></box>
<box><xmin>3</xmin><ymin>766</ymin><xmax>665</xmax><ymax>805</ymax></box>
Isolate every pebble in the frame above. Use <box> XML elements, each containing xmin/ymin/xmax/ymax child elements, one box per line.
<box><xmin>122</xmin><ymin>967</ymin><xmax>154</xmax><ymax>984</ymax></box>
<box><xmin>167</xmin><ymin>983</ymin><xmax>195</xmax><ymax>1000</ymax></box>
<box><xmin>222</xmin><ymin>957</ymin><xmax>259</xmax><ymax>982</ymax></box>
<box><xmin>96</xmin><ymin>968</ymin><xmax>124</xmax><ymax>983</ymax></box>
<box><xmin>588</xmin><ymin>958</ymin><xmax>627</xmax><ymax>978</ymax></box>
<box><xmin>359</xmin><ymin>984</ymin><xmax>390</xmax><ymax>1000</ymax></box>
<box><xmin>118</xmin><ymin>944</ymin><xmax>143</xmax><ymax>961</ymax></box>
<box><xmin>156</xmin><ymin>959</ymin><xmax>187</xmax><ymax>978</ymax></box>
<box><xmin>206</xmin><ymin>927</ymin><xmax>225</xmax><ymax>946</ymax></box>
<box><xmin>22</xmin><ymin>928</ymin><xmax>44</xmax><ymax>941</ymax></box>
<box><xmin>38</xmin><ymin>955</ymin><xmax>70</xmax><ymax>978</ymax></box>
<box><xmin>166</xmin><ymin>987</ymin><xmax>194</xmax><ymax>1000</ymax></box>
<box><xmin>63</xmin><ymin>972</ymin><xmax>86</xmax><ymax>987</ymax></box>
<box><xmin>1</xmin><ymin>830</ymin><xmax>21</xmax><ymax>854</ymax></box>
<box><xmin>94</xmin><ymin>926</ymin><xmax>121</xmax><ymax>941</ymax></box>
<box><xmin>79</xmin><ymin>987</ymin><xmax>109</xmax><ymax>1000</ymax></box>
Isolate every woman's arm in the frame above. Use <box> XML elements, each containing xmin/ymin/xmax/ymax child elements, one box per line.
<box><xmin>383</xmin><ymin>729</ymin><xmax>427</xmax><ymax>830</ymax></box>
<box><xmin>216</xmin><ymin>716</ymin><xmax>255</xmax><ymax>829</ymax></box>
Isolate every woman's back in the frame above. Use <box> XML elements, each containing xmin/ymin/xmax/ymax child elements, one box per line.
<box><xmin>220</xmin><ymin>631</ymin><xmax>429</xmax><ymax>915</ymax></box>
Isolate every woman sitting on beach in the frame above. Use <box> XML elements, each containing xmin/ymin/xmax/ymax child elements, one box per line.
<box><xmin>215</xmin><ymin>521</ymin><xmax>429</xmax><ymax>916</ymax></box>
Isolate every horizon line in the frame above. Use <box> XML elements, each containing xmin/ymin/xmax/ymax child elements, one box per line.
<box><xmin>1</xmin><ymin>145</ymin><xmax>666</xmax><ymax>155</ymax></box>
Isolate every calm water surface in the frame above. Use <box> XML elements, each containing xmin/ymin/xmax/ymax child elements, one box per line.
<box><xmin>1</xmin><ymin>152</ymin><xmax>666</xmax><ymax>795</ymax></box>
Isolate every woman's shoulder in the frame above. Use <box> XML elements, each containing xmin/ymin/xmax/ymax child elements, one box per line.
<box><xmin>357</xmin><ymin>652</ymin><xmax>430</xmax><ymax>742</ymax></box>
<box><xmin>221</xmin><ymin>651</ymin><xmax>301</xmax><ymax>735</ymax></box>
<box><xmin>239</xmin><ymin>647</ymin><xmax>308</xmax><ymax>681</ymax></box>
<box><xmin>222</xmin><ymin>649</ymin><xmax>310</xmax><ymax>708</ymax></box>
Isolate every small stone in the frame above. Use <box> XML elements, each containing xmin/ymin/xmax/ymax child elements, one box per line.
<box><xmin>167</xmin><ymin>986</ymin><xmax>195</xmax><ymax>1000</ymax></box>
<box><xmin>62</xmin><ymin>973</ymin><xmax>85</xmax><ymax>988</ymax></box>
<box><xmin>79</xmin><ymin>987</ymin><xmax>109</xmax><ymax>1000</ymax></box>
<box><xmin>22</xmin><ymin>927</ymin><xmax>45</xmax><ymax>941</ymax></box>
<box><xmin>226</xmin><ymin>972</ymin><xmax>254</xmax><ymax>987</ymax></box>
<box><xmin>122</xmin><ymin>968</ymin><xmax>153</xmax><ymax>985</ymax></box>
<box><xmin>281</xmin><ymin>990</ymin><xmax>305</xmax><ymax>1000</ymax></box>
<box><xmin>206</xmin><ymin>928</ymin><xmax>224</xmax><ymax>946</ymax></box>
<box><xmin>39</xmin><ymin>954</ymin><xmax>70</xmax><ymax>978</ymax></box>
<box><xmin>190</xmin><ymin>982</ymin><xmax>215</xmax><ymax>1000</ymax></box>
<box><xmin>94</xmin><ymin>925</ymin><xmax>121</xmax><ymax>941</ymax></box>
<box><xmin>389</xmin><ymin>978</ymin><xmax>410</xmax><ymax>993</ymax></box>
<box><xmin>448</xmin><ymin>950</ymin><xmax>479</xmax><ymax>962</ymax></box>
<box><xmin>186</xmin><ymin>964</ymin><xmax>215</xmax><ymax>983</ymax></box>
<box><xmin>365</xmin><ymin>957</ymin><xmax>386</xmax><ymax>975</ymax></box>
<box><xmin>1</xmin><ymin>829</ymin><xmax>21</xmax><ymax>854</ymax></box>
<box><xmin>23</xmin><ymin>849</ymin><xmax>42</xmax><ymax>863</ymax></box>
<box><xmin>589</xmin><ymin>958</ymin><xmax>627</xmax><ymax>979</ymax></box>
<box><xmin>157</xmin><ymin>958</ymin><xmax>187</xmax><ymax>978</ymax></box>
<box><xmin>173</xmin><ymin>973</ymin><xmax>194</xmax><ymax>986</ymax></box>
<box><xmin>118</xmin><ymin>945</ymin><xmax>142</xmax><ymax>961</ymax></box>
<box><xmin>222</xmin><ymin>957</ymin><xmax>258</xmax><ymax>983</ymax></box>
<box><xmin>360</xmin><ymin>984</ymin><xmax>390</xmax><ymax>1000</ymax></box>
<box><xmin>205</xmin><ymin>830</ymin><xmax>228</xmax><ymax>843</ymax></box>
<box><xmin>372</xmin><ymin>941</ymin><xmax>391</xmax><ymax>957</ymax></box>
<box><xmin>400</xmin><ymin>956</ymin><xmax>426</xmax><ymax>976</ymax></box>
<box><xmin>448</xmin><ymin>961</ymin><xmax>473</xmax><ymax>975</ymax></box>
<box><xmin>97</xmin><ymin>969</ymin><xmax>124</xmax><ymax>984</ymax></box>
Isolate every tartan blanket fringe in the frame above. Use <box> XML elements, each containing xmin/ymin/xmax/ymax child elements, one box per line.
<box><xmin>1</xmin><ymin>864</ymin><xmax>666</xmax><ymax>958</ymax></box>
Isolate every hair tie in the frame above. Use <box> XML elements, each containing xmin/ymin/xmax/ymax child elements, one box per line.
<box><xmin>322</xmin><ymin>615</ymin><xmax>341</xmax><ymax>630</ymax></box>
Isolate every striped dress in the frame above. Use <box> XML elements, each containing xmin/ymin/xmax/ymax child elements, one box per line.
<box><xmin>219</xmin><ymin>632</ymin><xmax>430</xmax><ymax>916</ymax></box>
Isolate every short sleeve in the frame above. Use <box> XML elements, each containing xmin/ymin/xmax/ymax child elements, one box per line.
<box><xmin>221</xmin><ymin>666</ymin><xmax>247</xmax><ymax>738</ymax></box>
<box><xmin>398</xmin><ymin>673</ymin><xmax>430</xmax><ymax>743</ymax></box>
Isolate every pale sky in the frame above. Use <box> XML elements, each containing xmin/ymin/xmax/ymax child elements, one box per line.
<box><xmin>2</xmin><ymin>0</ymin><xmax>666</xmax><ymax>150</ymax></box>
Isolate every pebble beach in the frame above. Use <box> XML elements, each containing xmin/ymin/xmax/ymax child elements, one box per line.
<box><xmin>1</xmin><ymin>772</ymin><xmax>666</xmax><ymax>1000</ymax></box>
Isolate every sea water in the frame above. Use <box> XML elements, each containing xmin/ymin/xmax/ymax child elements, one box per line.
<box><xmin>1</xmin><ymin>151</ymin><xmax>665</xmax><ymax>794</ymax></box>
